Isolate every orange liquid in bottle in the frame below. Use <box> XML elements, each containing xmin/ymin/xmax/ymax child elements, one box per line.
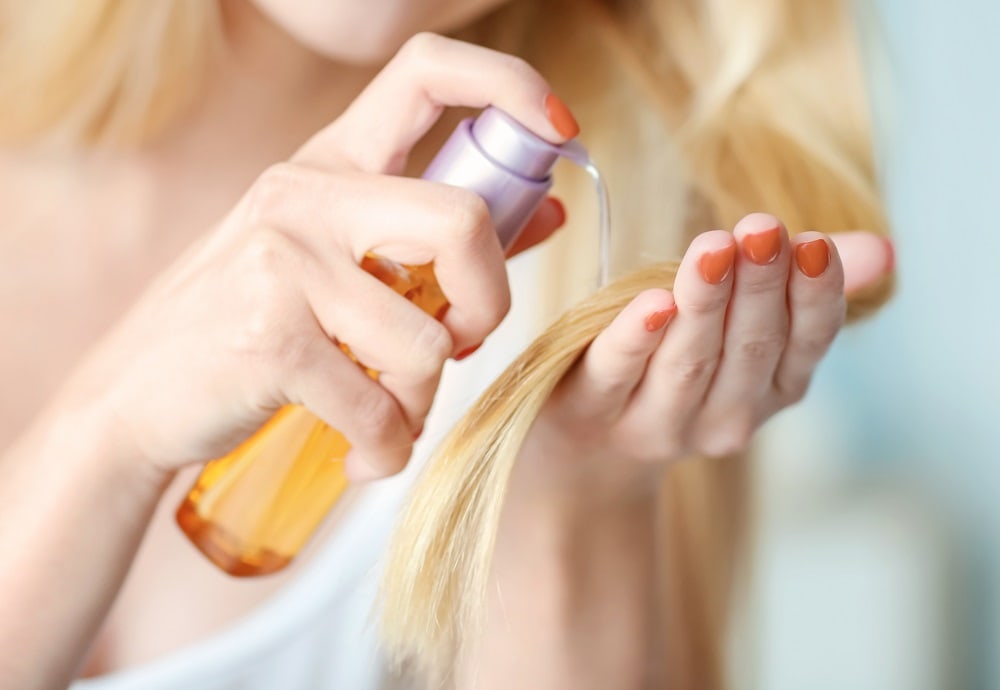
<box><xmin>176</xmin><ymin>257</ymin><xmax>448</xmax><ymax>576</ymax></box>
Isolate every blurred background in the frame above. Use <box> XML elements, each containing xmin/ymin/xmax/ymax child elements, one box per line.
<box><xmin>749</xmin><ymin>2</ymin><xmax>999</xmax><ymax>689</ymax></box>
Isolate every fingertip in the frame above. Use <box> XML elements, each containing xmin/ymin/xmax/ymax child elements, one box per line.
<box><xmin>435</xmin><ymin>251</ymin><xmax>512</xmax><ymax>353</ymax></box>
<box><xmin>791</xmin><ymin>231</ymin><xmax>836</xmax><ymax>280</ymax></box>
<box><xmin>644</xmin><ymin>306</ymin><xmax>677</xmax><ymax>332</ymax></box>
<box><xmin>505</xmin><ymin>196</ymin><xmax>566</xmax><ymax>258</ymax></box>
<box><xmin>732</xmin><ymin>212</ymin><xmax>784</xmax><ymax>238</ymax></box>
<box><xmin>344</xmin><ymin>450</ymin><xmax>378</xmax><ymax>483</ymax></box>
<box><xmin>612</xmin><ymin>289</ymin><xmax>676</xmax><ymax>341</ymax></box>
<box><xmin>344</xmin><ymin>447</ymin><xmax>410</xmax><ymax>483</ymax></box>
<box><xmin>454</xmin><ymin>343</ymin><xmax>482</xmax><ymax>361</ymax></box>
<box><xmin>544</xmin><ymin>92</ymin><xmax>581</xmax><ymax>140</ymax></box>
<box><xmin>828</xmin><ymin>231</ymin><xmax>893</xmax><ymax>295</ymax></box>
<box><xmin>882</xmin><ymin>236</ymin><xmax>896</xmax><ymax>273</ymax></box>
<box><xmin>632</xmin><ymin>287</ymin><xmax>675</xmax><ymax>307</ymax></box>
<box><xmin>547</xmin><ymin>196</ymin><xmax>567</xmax><ymax>227</ymax></box>
<box><xmin>563</xmin><ymin>289</ymin><xmax>674</xmax><ymax>417</ymax></box>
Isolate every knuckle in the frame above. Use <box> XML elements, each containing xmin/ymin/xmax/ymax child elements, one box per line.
<box><xmin>396</xmin><ymin>31</ymin><xmax>442</xmax><ymax>66</ymax></box>
<box><xmin>737</xmin><ymin>332</ymin><xmax>787</xmax><ymax>362</ymax></box>
<box><xmin>777</xmin><ymin>376</ymin><xmax>812</xmax><ymax>405</ymax></box>
<box><xmin>241</xmin><ymin>228</ymin><xmax>301</xmax><ymax>284</ymax></box>
<box><xmin>352</xmin><ymin>385</ymin><xmax>401</xmax><ymax>442</ymax></box>
<box><xmin>245</xmin><ymin>163</ymin><xmax>299</xmax><ymax>225</ymax></box>
<box><xmin>441</xmin><ymin>187</ymin><xmax>492</xmax><ymax>241</ymax></box>
<box><xmin>797</xmin><ymin>333</ymin><xmax>837</xmax><ymax>360</ymax></box>
<box><xmin>636</xmin><ymin>437</ymin><xmax>683</xmax><ymax>465</ymax></box>
<box><xmin>673</xmin><ymin>355</ymin><xmax>720</xmax><ymax>385</ymax></box>
<box><xmin>407</xmin><ymin>319</ymin><xmax>453</xmax><ymax>378</ymax></box>
<box><xmin>497</xmin><ymin>53</ymin><xmax>539</xmax><ymax>82</ymax></box>
<box><xmin>796</xmin><ymin>318</ymin><xmax>844</xmax><ymax>358</ymax></box>
<box><xmin>699</xmin><ymin>424</ymin><xmax>753</xmax><ymax>458</ymax></box>
<box><xmin>481</xmin><ymin>285</ymin><xmax>512</xmax><ymax>332</ymax></box>
<box><xmin>278</xmin><ymin>332</ymin><xmax>318</xmax><ymax>373</ymax></box>
<box><xmin>235</xmin><ymin>305</ymin><xmax>301</xmax><ymax>368</ymax></box>
<box><xmin>232</xmin><ymin>233</ymin><xmax>305</xmax><ymax>360</ymax></box>
<box><xmin>680</xmin><ymin>294</ymin><xmax>731</xmax><ymax>316</ymax></box>
<box><xmin>740</xmin><ymin>274</ymin><xmax>787</xmax><ymax>296</ymax></box>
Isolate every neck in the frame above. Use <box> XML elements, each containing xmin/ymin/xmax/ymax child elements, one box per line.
<box><xmin>148</xmin><ymin>1</ymin><xmax>383</xmax><ymax>174</ymax></box>
<box><xmin>106</xmin><ymin>3</ymin><xmax>389</xmax><ymax>256</ymax></box>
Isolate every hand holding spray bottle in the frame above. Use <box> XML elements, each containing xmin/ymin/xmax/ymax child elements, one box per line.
<box><xmin>176</xmin><ymin>107</ymin><xmax>607</xmax><ymax>576</ymax></box>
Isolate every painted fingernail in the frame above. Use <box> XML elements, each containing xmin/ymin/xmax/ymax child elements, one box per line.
<box><xmin>644</xmin><ymin>307</ymin><xmax>677</xmax><ymax>332</ymax></box>
<box><xmin>795</xmin><ymin>239</ymin><xmax>831</xmax><ymax>278</ymax></box>
<box><xmin>544</xmin><ymin>93</ymin><xmax>580</xmax><ymax>139</ymax></box>
<box><xmin>882</xmin><ymin>236</ymin><xmax>896</xmax><ymax>272</ymax></box>
<box><xmin>455</xmin><ymin>344</ymin><xmax>481</xmax><ymax>361</ymax></box>
<box><xmin>548</xmin><ymin>196</ymin><xmax>567</xmax><ymax>228</ymax></box>
<box><xmin>742</xmin><ymin>226</ymin><xmax>782</xmax><ymax>265</ymax></box>
<box><xmin>699</xmin><ymin>244</ymin><xmax>736</xmax><ymax>284</ymax></box>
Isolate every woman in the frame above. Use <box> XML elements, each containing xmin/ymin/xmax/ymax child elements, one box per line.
<box><xmin>0</xmin><ymin>0</ymin><xmax>894</xmax><ymax>688</ymax></box>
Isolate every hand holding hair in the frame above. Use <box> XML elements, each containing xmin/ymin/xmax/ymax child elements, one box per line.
<box><xmin>380</xmin><ymin>212</ymin><xmax>895</xmax><ymax>685</ymax></box>
<box><xmin>517</xmin><ymin>213</ymin><xmax>893</xmax><ymax>503</ymax></box>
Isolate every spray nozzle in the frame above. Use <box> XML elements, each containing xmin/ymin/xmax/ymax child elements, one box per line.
<box><xmin>422</xmin><ymin>106</ymin><xmax>610</xmax><ymax>286</ymax></box>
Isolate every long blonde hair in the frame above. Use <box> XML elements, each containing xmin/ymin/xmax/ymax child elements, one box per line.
<box><xmin>385</xmin><ymin>0</ymin><xmax>891</xmax><ymax>687</ymax></box>
<box><xmin>0</xmin><ymin>0</ymin><xmax>891</xmax><ymax>687</ymax></box>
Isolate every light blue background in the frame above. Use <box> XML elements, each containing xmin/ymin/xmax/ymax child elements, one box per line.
<box><xmin>793</xmin><ymin>2</ymin><xmax>1000</xmax><ymax>687</ymax></box>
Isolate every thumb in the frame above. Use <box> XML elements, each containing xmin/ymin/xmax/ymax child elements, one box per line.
<box><xmin>830</xmin><ymin>231</ymin><xmax>895</xmax><ymax>295</ymax></box>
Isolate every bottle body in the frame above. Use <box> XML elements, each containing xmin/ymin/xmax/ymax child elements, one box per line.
<box><xmin>177</xmin><ymin>107</ymin><xmax>565</xmax><ymax>576</ymax></box>
<box><xmin>176</xmin><ymin>259</ymin><xmax>448</xmax><ymax>576</ymax></box>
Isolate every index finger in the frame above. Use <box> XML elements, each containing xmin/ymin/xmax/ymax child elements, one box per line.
<box><xmin>292</xmin><ymin>33</ymin><xmax>578</xmax><ymax>174</ymax></box>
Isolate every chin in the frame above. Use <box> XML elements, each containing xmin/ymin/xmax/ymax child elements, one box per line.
<box><xmin>290</xmin><ymin>22</ymin><xmax>423</xmax><ymax>65</ymax></box>
<box><xmin>250</xmin><ymin>0</ymin><xmax>510</xmax><ymax>66</ymax></box>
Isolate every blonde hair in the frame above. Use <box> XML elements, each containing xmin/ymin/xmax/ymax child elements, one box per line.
<box><xmin>0</xmin><ymin>0</ymin><xmax>218</xmax><ymax>146</ymax></box>
<box><xmin>384</xmin><ymin>0</ymin><xmax>892</xmax><ymax>686</ymax></box>
<box><xmin>0</xmin><ymin>0</ymin><xmax>891</xmax><ymax>686</ymax></box>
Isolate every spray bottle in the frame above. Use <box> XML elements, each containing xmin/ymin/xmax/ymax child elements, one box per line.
<box><xmin>175</xmin><ymin>107</ymin><xmax>604</xmax><ymax>576</ymax></box>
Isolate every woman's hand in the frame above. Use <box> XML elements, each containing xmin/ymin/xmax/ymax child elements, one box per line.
<box><xmin>0</xmin><ymin>35</ymin><xmax>572</xmax><ymax>690</ymax></box>
<box><xmin>60</xmin><ymin>34</ymin><xmax>569</xmax><ymax>482</ymax></box>
<box><xmin>516</xmin><ymin>212</ymin><xmax>894</xmax><ymax>504</ymax></box>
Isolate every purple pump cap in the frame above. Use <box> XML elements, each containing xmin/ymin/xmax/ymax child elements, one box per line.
<box><xmin>421</xmin><ymin>107</ymin><xmax>587</xmax><ymax>250</ymax></box>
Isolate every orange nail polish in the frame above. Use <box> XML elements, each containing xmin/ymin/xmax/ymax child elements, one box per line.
<box><xmin>742</xmin><ymin>226</ymin><xmax>782</xmax><ymax>265</ymax></box>
<box><xmin>699</xmin><ymin>244</ymin><xmax>736</xmax><ymax>284</ymax></box>
<box><xmin>548</xmin><ymin>196</ymin><xmax>567</xmax><ymax>228</ymax></box>
<box><xmin>644</xmin><ymin>307</ymin><xmax>677</xmax><ymax>332</ymax></box>
<box><xmin>795</xmin><ymin>239</ymin><xmax>831</xmax><ymax>278</ymax></box>
<box><xmin>544</xmin><ymin>93</ymin><xmax>580</xmax><ymax>139</ymax></box>
<box><xmin>455</xmin><ymin>344</ymin><xmax>481</xmax><ymax>361</ymax></box>
<box><xmin>882</xmin><ymin>236</ymin><xmax>896</xmax><ymax>272</ymax></box>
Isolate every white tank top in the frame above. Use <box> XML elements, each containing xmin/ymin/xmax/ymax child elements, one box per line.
<box><xmin>72</xmin><ymin>254</ymin><xmax>546</xmax><ymax>690</ymax></box>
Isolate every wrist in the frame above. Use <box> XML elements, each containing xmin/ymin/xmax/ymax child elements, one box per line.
<box><xmin>510</xmin><ymin>422</ymin><xmax>666</xmax><ymax>521</ymax></box>
<box><xmin>484</xmin><ymin>469</ymin><xmax>661</xmax><ymax>689</ymax></box>
<box><xmin>33</xmin><ymin>389</ymin><xmax>175</xmax><ymax>496</ymax></box>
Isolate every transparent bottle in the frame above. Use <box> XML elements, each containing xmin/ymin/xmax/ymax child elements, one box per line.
<box><xmin>176</xmin><ymin>108</ymin><xmax>584</xmax><ymax>576</ymax></box>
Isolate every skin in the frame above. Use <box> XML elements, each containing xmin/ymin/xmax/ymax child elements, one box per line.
<box><xmin>0</xmin><ymin>1</ymin><xmax>894</xmax><ymax>688</ymax></box>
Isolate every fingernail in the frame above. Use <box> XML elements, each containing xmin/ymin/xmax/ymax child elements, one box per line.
<box><xmin>742</xmin><ymin>226</ymin><xmax>782</xmax><ymax>265</ymax></box>
<box><xmin>644</xmin><ymin>307</ymin><xmax>677</xmax><ymax>332</ymax></box>
<box><xmin>795</xmin><ymin>239</ymin><xmax>831</xmax><ymax>278</ymax></box>
<box><xmin>882</xmin><ymin>236</ymin><xmax>896</xmax><ymax>272</ymax></box>
<box><xmin>699</xmin><ymin>244</ymin><xmax>736</xmax><ymax>284</ymax></box>
<box><xmin>544</xmin><ymin>93</ymin><xmax>580</xmax><ymax>139</ymax></box>
<box><xmin>413</xmin><ymin>425</ymin><xmax>424</xmax><ymax>441</ymax></box>
<box><xmin>548</xmin><ymin>196</ymin><xmax>567</xmax><ymax>228</ymax></box>
<box><xmin>455</xmin><ymin>344</ymin><xmax>481</xmax><ymax>361</ymax></box>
